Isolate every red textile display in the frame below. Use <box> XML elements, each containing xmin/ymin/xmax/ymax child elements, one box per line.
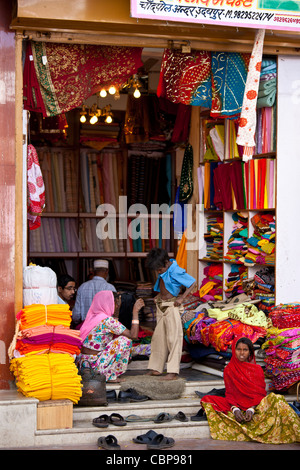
<box><xmin>202</xmin><ymin>337</ymin><xmax>266</xmax><ymax>412</ymax></box>
<box><xmin>24</xmin><ymin>41</ymin><xmax>143</xmax><ymax>117</ymax></box>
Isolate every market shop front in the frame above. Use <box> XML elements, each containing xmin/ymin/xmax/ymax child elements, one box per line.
<box><xmin>1</xmin><ymin>0</ymin><xmax>300</xmax><ymax>393</ymax></box>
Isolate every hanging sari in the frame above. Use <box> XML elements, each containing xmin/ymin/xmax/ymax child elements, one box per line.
<box><xmin>24</xmin><ymin>41</ymin><xmax>143</xmax><ymax>117</ymax></box>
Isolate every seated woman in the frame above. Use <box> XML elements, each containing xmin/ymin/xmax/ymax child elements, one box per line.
<box><xmin>77</xmin><ymin>290</ymin><xmax>144</xmax><ymax>383</ymax></box>
<box><xmin>198</xmin><ymin>336</ymin><xmax>300</xmax><ymax>444</ymax></box>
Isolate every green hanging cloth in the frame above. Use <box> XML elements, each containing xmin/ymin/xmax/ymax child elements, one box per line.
<box><xmin>179</xmin><ymin>144</ymin><xmax>193</xmax><ymax>202</ymax></box>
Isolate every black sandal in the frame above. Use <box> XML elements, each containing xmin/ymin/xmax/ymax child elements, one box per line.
<box><xmin>92</xmin><ymin>414</ymin><xmax>109</xmax><ymax>428</ymax></box>
<box><xmin>147</xmin><ymin>434</ymin><xmax>175</xmax><ymax>450</ymax></box>
<box><xmin>98</xmin><ymin>435</ymin><xmax>120</xmax><ymax>450</ymax></box>
<box><xmin>109</xmin><ymin>413</ymin><xmax>127</xmax><ymax>426</ymax></box>
<box><xmin>174</xmin><ymin>411</ymin><xmax>188</xmax><ymax>422</ymax></box>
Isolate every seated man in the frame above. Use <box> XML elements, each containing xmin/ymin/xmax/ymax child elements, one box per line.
<box><xmin>72</xmin><ymin>259</ymin><xmax>116</xmax><ymax>327</ymax></box>
<box><xmin>57</xmin><ymin>274</ymin><xmax>76</xmax><ymax>308</ymax></box>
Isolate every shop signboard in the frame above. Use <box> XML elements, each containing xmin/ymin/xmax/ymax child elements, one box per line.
<box><xmin>131</xmin><ymin>0</ymin><xmax>300</xmax><ymax>31</ymax></box>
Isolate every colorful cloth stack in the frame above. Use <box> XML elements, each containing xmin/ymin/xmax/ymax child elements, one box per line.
<box><xmin>10</xmin><ymin>303</ymin><xmax>82</xmax><ymax>403</ymax></box>
<box><xmin>224</xmin><ymin>212</ymin><xmax>248</xmax><ymax>263</ymax></box>
<box><xmin>262</xmin><ymin>324</ymin><xmax>300</xmax><ymax>391</ymax></box>
<box><xmin>224</xmin><ymin>265</ymin><xmax>247</xmax><ymax>299</ymax></box>
<box><xmin>15</xmin><ymin>324</ymin><xmax>82</xmax><ymax>356</ymax></box>
<box><xmin>198</xmin><ymin>264</ymin><xmax>223</xmax><ymax>302</ymax></box>
<box><xmin>205</xmin><ymin>215</ymin><xmax>223</xmax><ymax>260</ymax></box>
<box><xmin>244</xmin><ymin>213</ymin><xmax>275</xmax><ymax>266</ymax></box>
<box><xmin>253</xmin><ymin>267</ymin><xmax>275</xmax><ymax>313</ymax></box>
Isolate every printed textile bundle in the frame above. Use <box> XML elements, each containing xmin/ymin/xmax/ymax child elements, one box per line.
<box><xmin>262</xmin><ymin>326</ymin><xmax>300</xmax><ymax>390</ymax></box>
<box><xmin>10</xmin><ymin>353</ymin><xmax>82</xmax><ymax>403</ymax></box>
<box><xmin>201</xmin><ymin>318</ymin><xmax>267</xmax><ymax>352</ymax></box>
<box><xmin>268</xmin><ymin>304</ymin><xmax>300</xmax><ymax>329</ymax></box>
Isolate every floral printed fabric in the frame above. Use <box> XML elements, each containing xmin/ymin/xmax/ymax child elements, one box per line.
<box><xmin>202</xmin><ymin>392</ymin><xmax>300</xmax><ymax>444</ymax></box>
<box><xmin>77</xmin><ymin>317</ymin><xmax>132</xmax><ymax>382</ymax></box>
<box><xmin>27</xmin><ymin>144</ymin><xmax>45</xmax><ymax>230</ymax></box>
<box><xmin>236</xmin><ymin>29</ymin><xmax>266</xmax><ymax>160</ymax></box>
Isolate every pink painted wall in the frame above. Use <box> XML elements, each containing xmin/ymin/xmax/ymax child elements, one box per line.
<box><xmin>0</xmin><ymin>1</ymin><xmax>16</xmax><ymax>389</ymax></box>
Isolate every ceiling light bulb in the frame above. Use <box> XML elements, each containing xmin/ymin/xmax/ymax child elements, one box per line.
<box><xmin>90</xmin><ymin>115</ymin><xmax>98</xmax><ymax>125</ymax></box>
<box><xmin>108</xmin><ymin>85</ymin><xmax>116</xmax><ymax>95</ymax></box>
<box><xmin>133</xmin><ymin>88</ymin><xmax>141</xmax><ymax>99</ymax></box>
<box><xmin>80</xmin><ymin>114</ymin><xmax>86</xmax><ymax>123</ymax></box>
<box><xmin>105</xmin><ymin>114</ymin><xmax>113</xmax><ymax>124</ymax></box>
<box><xmin>100</xmin><ymin>89</ymin><xmax>107</xmax><ymax>98</ymax></box>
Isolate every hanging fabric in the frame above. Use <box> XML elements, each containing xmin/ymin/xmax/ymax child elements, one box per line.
<box><xmin>210</xmin><ymin>52</ymin><xmax>250</xmax><ymax>119</ymax></box>
<box><xmin>23</xmin><ymin>41</ymin><xmax>143</xmax><ymax>117</ymax></box>
<box><xmin>179</xmin><ymin>144</ymin><xmax>193</xmax><ymax>202</ymax></box>
<box><xmin>157</xmin><ymin>48</ymin><xmax>212</xmax><ymax>107</ymax></box>
<box><xmin>27</xmin><ymin>144</ymin><xmax>45</xmax><ymax>230</ymax></box>
<box><xmin>157</xmin><ymin>48</ymin><xmax>250</xmax><ymax>118</ymax></box>
<box><xmin>236</xmin><ymin>29</ymin><xmax>266</xmax><ymax>161</ymax></box>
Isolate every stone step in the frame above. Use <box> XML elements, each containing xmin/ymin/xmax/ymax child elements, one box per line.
<box><xmin>106</xmin><ymin>377</ymin><xmax>226</xmax><ymax>398</ymax></box>
<box><xmin>73</xmin><ymin>396</ymin><xmax>201</xmax><ymax>422</ymax></box>
<box><xmin>35</xmin><ymin>409</ymin><xmax>211</xmax><ymax>447</ymax></box>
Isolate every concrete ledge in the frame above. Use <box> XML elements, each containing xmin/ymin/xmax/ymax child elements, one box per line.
<box><xmin>0</xmin><ymin>390</ymin><xmax>38</xmax><ymax>448</ymax></box>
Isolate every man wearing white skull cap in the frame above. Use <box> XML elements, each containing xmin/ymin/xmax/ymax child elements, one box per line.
<box><xmin>72</xmin><ymin>259</ymin><xmax>116</xmax><ymax>326</ymax></box>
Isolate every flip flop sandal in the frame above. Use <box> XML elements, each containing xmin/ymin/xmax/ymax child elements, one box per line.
<box><xmin>174</xmin><ymin>411</ymin><xmax>188</xmax><ymax>422</ymax></box>
<box><xmin>98</xmin><ymin>435</ymin><xmax>120</xmax><ymax>450</ymax></box>
<box><xmin>132</xmin><ymin>430</ymin><xmax>158</xmax><ymax>444</ymax></box>
<box><xmin>92</xmin><ymin>414</ymin><xmax>109</xmax><ymax>428</ymax></box>
<box><xmin>109</xmin><ymin>413</ymin><xmax>127</xmax><ymax>426</ymax></box>
<box><xmin>147</xmin><ymin>434</ymin><xmax>175</xmax><ymax>450</ymax></box>
<box><xmin>153</xmin><ymin>412</ymin><xmax>173</xmax><ymax>423</ymax></box>
<box><xmin>125</xmin><ymin>414</ymin><xmax>153</xmax><ymax>422</ymax></box>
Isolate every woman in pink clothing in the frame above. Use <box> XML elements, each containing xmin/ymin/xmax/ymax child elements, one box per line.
<box><xmin>77</xmin><ymin>290</ymin><xmax>144</xmax><ymax>383</ymax></box>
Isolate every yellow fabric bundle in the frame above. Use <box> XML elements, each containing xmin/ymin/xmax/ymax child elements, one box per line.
<box><xmin>10</xmin><ymin>353</ymin><xmax>82</xmax><ymax>404</ymax></box>
<box><xmin>17</xmin><ymin>304</ymin><xmax>72</xmax><ymax>330</ymax></box>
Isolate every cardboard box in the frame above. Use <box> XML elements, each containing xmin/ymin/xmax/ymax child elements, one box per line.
<box><xmin>37</xmin><ymin>399</ymin><xmax>73</xmax><ymax>430</ymax></box>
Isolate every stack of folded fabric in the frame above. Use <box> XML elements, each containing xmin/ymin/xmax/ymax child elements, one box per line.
<box><xmin>244</xmin><ymin>213</ymin><xmax>275</xmax><ymax>266</ymax></box>
<box><xmin>10</xmin><ymin>353</ymin><xmax>82</xmax><ymax>403</ymax></box>
<box><xmin>15</xmin><ymin>324</ymin><xmax>82</xmax><ymax>356</ymax></box>
<box><xmin>224</xmin><ymin>212</ymin><xmax>248</xmax><ymax>263</ymax></box>
<box><xmin>136</xmin><ymin>282</ymin><xmax>156</xmax><ymax>323</ymax></box>
<box><xmin>198</xmin><ymin>264</ymin><xmax>223</xmax><ymax>302</ymax></box>
<box><xmin>224</xmin><ymin>265</ymin><xmax>247</xmax><ymax>299</ymax></box>
<box><xmin>257</xmin><ymin>58</ymin><xmax>277</xmax><ymax>109</ymax></box>
<box><xmin>253</xmin><ymin>267</ymin><xmax>275</xmax><ymax>313</ymax></box>
<box><xmin>10</xmin><ymin>303</ymin><xmax>82</xmax><ymax>403</ymax></box>
<box><xmin>204</xmin><ymin>214</ymin><xmax>223</xmax><ymax>260</ymax></box>
<box><xmin>16</xmin><ymin>304</ymin><xmax>73</xmax><ymax>329</ymax></box>
<box><xmin>262</xmin><ymin>325</ymin><xmax>300</xmax><ymax>391</ymax></box>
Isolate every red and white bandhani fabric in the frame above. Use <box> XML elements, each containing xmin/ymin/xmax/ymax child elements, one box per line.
<box><xmin>236</xmin><ymin>29</ymin><xmax>266</xmax><ymax>161</ymax></box>
<box><xmin>27</xmin><ymin>144</ymin><xmax>45</xmax><ymax>230</ymax></box>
